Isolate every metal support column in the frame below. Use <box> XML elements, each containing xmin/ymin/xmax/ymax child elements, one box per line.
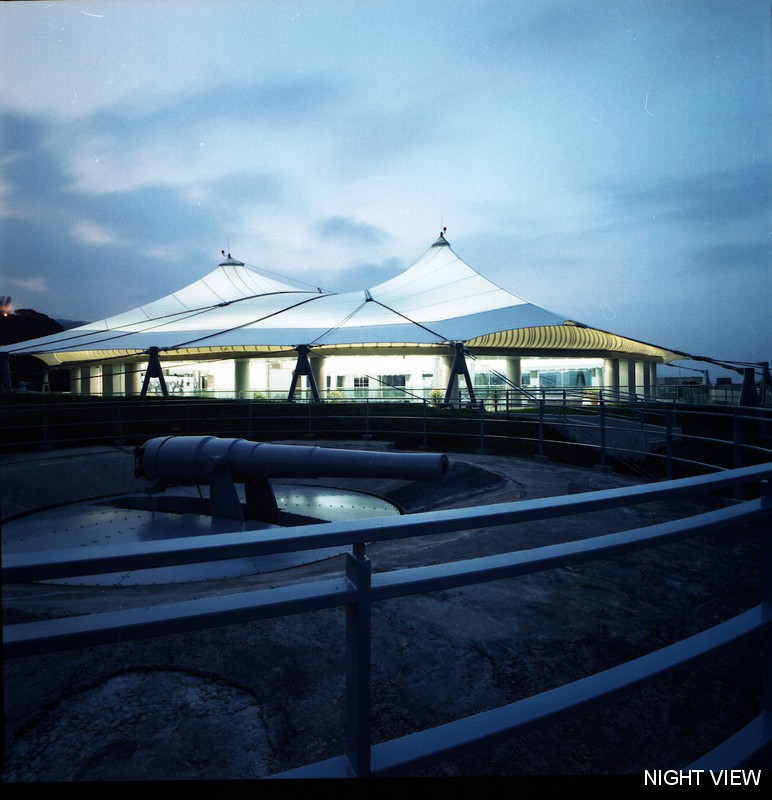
<box><xmin>288</xmin><ymin>345</ymin><xmax>320</xmax><ymax>402</ymax></box>
<box><xmin>140</xmin><ymin>346</ymin><xmax>169</xmax><ymax>397</ymax></box>
<box><xmin>443</xmin><ymin>342</ymin><xmax>477</xmax><ymax>406</ymax></box>
<box><xmin>739</xmin><ymin>367</ymin><xmax>759</xmax><ymax>408</ymax></box>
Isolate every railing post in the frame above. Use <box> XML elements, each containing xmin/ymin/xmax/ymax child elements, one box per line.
<box><xmin>421</xmin><ymin>398</ymin><xmax>428</xmax><ymax>450</ymax></box>
<box><xmin>345</xmin><ymin>542</ymin><xmax>372</xmax><ymax>777</ymax></box>
<box><xmin>305</xmin><ymin>399</ymin><xmax>314</xmax><ymax>439</ymax></box>
<box><xmin>536</xmin><ymin>397</ymin><xmax>546</xmax><ymax>460</ymax></box>
<box><xmin>477</xmin><ymin>401</ymin><xmax>488</xmax><ymax>455</ymax></box>
<box><xmin>598</xmin><ymin>397</ymin><xmax>607</xmax><ymax>470</ymax></box>
<box><xmin>38</xmin><ymin>406</ymin><xmax>51</xmax><ymax>451</ymax></box>
<box><xmin>761</xmin><ymin>482</ymin><xmax>772</xmax><ymax>713</ymax></box>
<box><xmin>733</xmin><ymin>410</ymin><xmax>743</xmax><ymax>501</ymax></box>
<box><xmin>115</xmin><ymin>404</ymin><xmax>124</xmax><ymax>445</ymax></box>
<box><xmin>665</xmin><ymin>407</ymin><xmax>674</xmax><ymax>480</ymax></box>
<box><xmin>363</xmin><ymin>398</ymin><xmax>372</xmax><ymax>440</ymax></box>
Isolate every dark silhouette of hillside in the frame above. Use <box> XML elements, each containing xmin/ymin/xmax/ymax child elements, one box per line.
<box><xmin>0</xmin><ymin>308</ymin><xmax>63</xmax><ymax>346</ymax></box>
<box><xmin>0</xmin><ymin>308</ymin><xmax>69</xmax><ymax>391</ymax></box>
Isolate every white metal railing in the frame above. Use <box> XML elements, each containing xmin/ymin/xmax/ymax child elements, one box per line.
<box><xmin>3</xmin><ymin>462</ymin><xmax>771</xmax><ymax>777</ymax></box>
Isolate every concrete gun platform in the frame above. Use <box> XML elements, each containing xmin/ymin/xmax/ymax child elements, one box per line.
<box><xmin>2</xmin><ymin>443</ymin><xmax>767</xmax><ymax>779</ymax></box>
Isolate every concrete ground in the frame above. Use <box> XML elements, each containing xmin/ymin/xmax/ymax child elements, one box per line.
<box><xmin>1</xmin><ymin>442</ymin><xmax>768</xmax><ymax>780</ymax></box>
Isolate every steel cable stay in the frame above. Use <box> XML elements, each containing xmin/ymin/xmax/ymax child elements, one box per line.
<box><xmin>3</xmin><ymin>288</ymin><xmax>324</xmax><ymax>357</ymax></box>
<box><xmin>307</xmin><ymin>301</ymin><xmax>369</xmax><ymax>347</ymax></box>
<box><xmin>464</xmin><ymin>351</ymin><xmax>540</xmax><ymax>404</ymax></box>
<box><xmin>241</xmin><ymin>260</ymin><xmax>333</xmax><ymax>294</ymax></box>
<box><xmin>165</xmin><ymin>293</ymin><xmax>331</xmax><ymax>351</ymax></box>
<box><xmin>296</xmin><ymin>297</ymin><xmax>451</xmax><ymax>402</ymax></box>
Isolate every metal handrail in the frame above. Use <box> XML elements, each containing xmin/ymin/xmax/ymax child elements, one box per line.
<box><xmin>4</xmin><ymin>462</ymin><xmax>771</xmax><ymax>776</ymax></box>
<box><xmin>2</xmin><ymin>398</ymin><xmax>770</xmax><ymax>475</ymax></box>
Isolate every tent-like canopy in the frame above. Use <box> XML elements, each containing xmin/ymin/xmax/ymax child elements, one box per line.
<box><xmin>5</xmin><ymin>233</ymin><xmax>683</xmax><ymax>367</ymax></box>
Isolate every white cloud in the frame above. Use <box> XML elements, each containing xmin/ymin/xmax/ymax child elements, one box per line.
<box><xmin>0</xmin><ymin>0</ymin><xmax>768</xmax><ymax>364</ymax></box>
<box><xmin>71</xmin><ymin>219</ymin><xmax>116</xmax><ymax>246</ymax></box>
<box><xmin>8</xmin><ymin>275</ymin><xmax>48</xmax><ymax>293</ymax></box>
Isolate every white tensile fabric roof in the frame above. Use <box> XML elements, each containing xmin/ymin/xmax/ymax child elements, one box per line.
<box><xmin>7</xmin><ymin>234</ymin><xmax>682</xmax><ymax>365</ymax></box>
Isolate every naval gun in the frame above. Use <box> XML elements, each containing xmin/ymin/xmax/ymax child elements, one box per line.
<box><xmin>134</xmin><ymin>435</ymin><xmax>449</xmax><ymax>524</ymax></box>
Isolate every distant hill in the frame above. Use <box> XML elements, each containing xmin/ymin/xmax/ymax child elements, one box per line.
<box><xmin>1</xmin><ymin>309</ymin><xmax>63</xmax><ymax>346</ymax></box>
<box><xmin>1</xmin><ymin>309</ymin><xmax>70</xmax><ymax>391</ymax></box>
<box><xmin>57</xmin><ymin>318</ymin><xmax>89</xmax><ymax>330</ymax></box>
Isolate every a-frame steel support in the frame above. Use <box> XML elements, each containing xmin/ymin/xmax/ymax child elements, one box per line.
<box><xmin>288</xmin><ymin>344</ymin><xmax>320</xmax><ymax>402</ymax></box>
<box><xmin>140</xmin><ymin>346</ymin><xmax>169</xmax><ymax>397</ymax></box>
<box><xmin>443</xmin><ymin>342</ymin><xmax>477</xmax><ymax>406</ymax></box>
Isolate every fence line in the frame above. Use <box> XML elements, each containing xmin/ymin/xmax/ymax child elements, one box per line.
<box><xmin>3</xmin><ymin>463</ymin><xmax>771</xmax><ymax>776</ymax></box>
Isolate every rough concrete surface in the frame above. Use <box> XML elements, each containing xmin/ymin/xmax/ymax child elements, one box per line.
<box><xmin>1</xmin><ymin>443</ymin><xmax>769</xmax><ymax>781</ymax></box>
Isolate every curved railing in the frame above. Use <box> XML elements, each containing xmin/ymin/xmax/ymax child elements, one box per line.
<box><xmin>1</xmin><ymin>395</ymin><xmax>770</xmax><ymax>480</ymax></box>
<box><xmin>3</xmin><ymin>462</ymin><xmax>771</xmax><ymax>776</ymax></box>
<box><xmin>2</xmin><ymin>393</ymin><xmax>771</xmax><ymax>776</ymax></box>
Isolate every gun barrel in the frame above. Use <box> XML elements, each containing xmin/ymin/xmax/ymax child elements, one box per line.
<box><xmin>137</xmin><ymin>436</ymin><xmax>449</xmax><ymax>484</ymax></box>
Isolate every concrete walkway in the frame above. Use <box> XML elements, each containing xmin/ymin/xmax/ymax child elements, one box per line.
<box><xmin>551</xmin><ymin>413</ymin><xmax>681</xmax><ymax>462</ymax></box>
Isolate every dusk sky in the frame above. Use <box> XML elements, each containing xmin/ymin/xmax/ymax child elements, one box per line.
<box><xmin>1</xmin><ymin>0</ymin><xmax>769</xmax><ymax>379</ymax></box>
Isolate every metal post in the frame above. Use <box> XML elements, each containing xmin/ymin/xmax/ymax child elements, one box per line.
<box><xmin>363</xmin><ymin>398</ymin><xmax>372</xmax><ymax>440</ymax></box>
<box><xmin>345</xmin><ymin>543</ymin><xmax>372</xmax><ymax>777</ymax></box>
<box><xmin>421</xmin><ymin>399</ymin><xmax>428</xmax><ymax>450</ymax></box>
<box><xmin>599</xmin><ymin>398</ymin><xmax>607</xmax><ymax>470</ymax></box>
<box><xmin>760</xmin><ymin>481</ymin><xmax>772</xmax><ymax>725</ymax></box>
<box><xmin>288</xmin><ymin>344</ymin><xmax>320</xmax><ymax>403</ymax></box>
<box><xmin>477</xmin><ymin>401</ymin><xmax>488</xmax><ymax>455</ymax></box>
<box><xmin>665</xmin><ymin>408</ymin><xmax>674</xmax><ymax>481</ymax></box>
<box><xmin>739</xmin><ymin>367</ymin><xmax>759</xmax><ymax>408</ymax></box>
<box><xmin>140</xmin><ymin>346</ymin><xmax>169</xmax><ymax>398</ymax></box>
<box><xmin>536</xmin><ymin>398</ymin><xmax>545</xmax><ymax>460</ymax></box>
<box><xmin>733</xmin><ymin>410</ymin><xmax>743</xmax><ymax>502</ymax></box>
<box><xmin>442</xmin><ymin>342</ymin><xmax>477</xmax><ymax>406</ymax></box>
<box><xmin>38</xmin><ymin>406</ymin><xmax>51</xmax><ymax>451</ymax></box>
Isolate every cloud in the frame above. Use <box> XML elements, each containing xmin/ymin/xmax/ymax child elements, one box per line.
<box><xmin>331</xmin><ymin>102</ymin><xmax>444</xmax><ymax>175</ymax></box>
<box><xmin>690</xmin><ymin>241</ymin><xmax>772</xmax><ymax>274</ymax></box>
<box><xmin>0</xmin><ymin>112</ymin><xmax>69</xmax><ymax>218</ymax></box>
<box><xmin>53</xmin><ymin>75</ymin><xmax>346</xmax><ymax>197</ymax></box>
<box><xmin>331</xmin><ymin>257</ymin><xmax>403</xmax><ymax>291</ymax></box>
<box><xmin>316</xmin><ymin>216</ymin><xmax>389</xmax><ymax>245</ymax></box>
<box><xmin>71</xmin><ymin>219</ymin><xmax>116</xmax><ymax>246</ymax></box>
<box><xmin>6</xmin><ymin>276</ymin><xmax>48</xmax><ymax>293</ymax></box>
<box><xmin>0</xmin><ymin>0</ymin><xmax>767</xmax><ymax>366</ymax></box>
<box><xmin>606</xmin><ymin>161</ymin><xmax>771</xmax><ymax>224</ymax></box>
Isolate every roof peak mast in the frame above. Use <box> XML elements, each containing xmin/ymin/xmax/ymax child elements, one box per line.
<box><xmin>432</xmin><ymin>227</ymin><xmax>450</xmax><ymax>247</ymax></box>
<box><xmin>219</xmin><ymin>250</ymin><xmax>245</xmax><ymax>267</ymax></box>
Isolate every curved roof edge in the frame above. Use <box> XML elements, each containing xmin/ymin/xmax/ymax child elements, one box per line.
<box><xmin>3</xmin><ymin>234</ymin><xmax>690</xmax><ymax>367</ymax></box>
